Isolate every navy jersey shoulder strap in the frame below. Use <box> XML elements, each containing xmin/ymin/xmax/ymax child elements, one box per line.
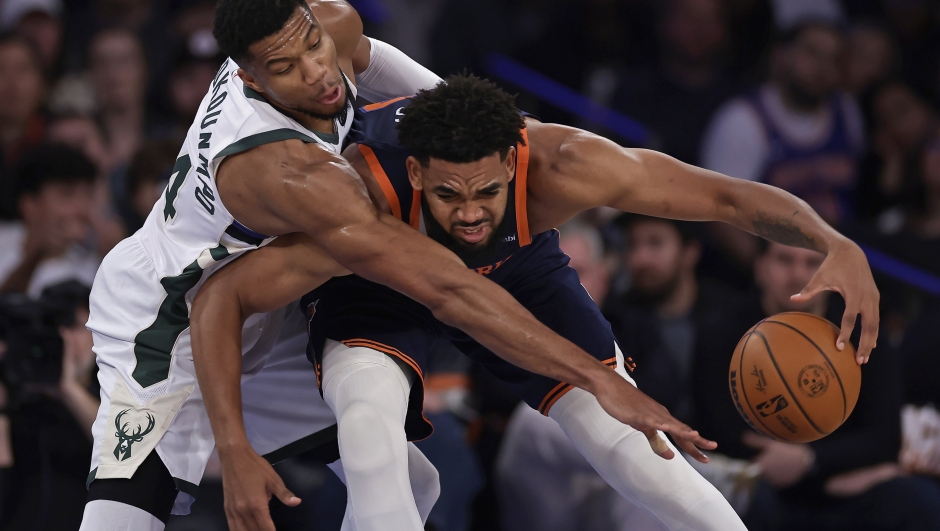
<box><xmin>351</xmin><ymin>97</ymin><xmax>420</xmax><ymax>227</ymax></box>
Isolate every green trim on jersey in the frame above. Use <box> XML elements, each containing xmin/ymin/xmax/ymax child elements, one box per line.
<box><xmin>214</xmin><ymin>129</ymin><xmax>318</xmax><ymax>160</ymax></box>
<box><xmin>132</xmin><ymin>244</ymin><xmax>231</xmax><ymax>388</ymax></box>
<box><xmin>240</xmin><ymin>85</ymin><xmax>341</xmax><ymax>146</ymax></box>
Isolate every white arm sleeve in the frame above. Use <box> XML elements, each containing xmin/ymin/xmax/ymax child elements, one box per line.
<box><xmin>355</xmin><ymin>37</ymin><xmax>443</xmax><ymax>102</ymax></box>
<box><xmin>700</xmin><ymin>99</ymin><xmax>769</xmax><ymax>182</ymax></box>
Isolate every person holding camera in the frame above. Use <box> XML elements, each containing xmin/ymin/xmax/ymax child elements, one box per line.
<box><xmin>0</xmin><ymin>280</ymin><xmax>101</xmax><ymax>531</ymax></box>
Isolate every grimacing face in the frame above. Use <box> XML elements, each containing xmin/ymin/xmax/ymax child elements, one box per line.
<box><xmin>405</xmin><ymin>149</ymin><xmax>516</xmax><ymax>249</ymax></box>
<box><xmin>238</xmin><ymin>6</ymin><xmax>347</xmax><ymax>122</ymax></box>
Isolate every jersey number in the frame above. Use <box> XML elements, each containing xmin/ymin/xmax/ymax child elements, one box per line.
<box><xmin>164</xmin><ymin>154</ymin><xmax>192</xmax><ymax>222</ymax></box>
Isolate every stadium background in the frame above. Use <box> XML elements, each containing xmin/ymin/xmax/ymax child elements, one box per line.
<box><xmin>0</xmin><ymin>0</ymin><xmax>939</xmax><ymax>530</ymax></box>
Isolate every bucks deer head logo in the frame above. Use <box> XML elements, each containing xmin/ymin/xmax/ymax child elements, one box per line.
<box><xmin>113</xmin><ymin>409</ymin><xmax>156</xmax><ymax>461</ymax></box>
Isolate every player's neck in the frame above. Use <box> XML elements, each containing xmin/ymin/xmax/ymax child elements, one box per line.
<box><xmin>281</xmin><ymin>107</ymin><xmax>337</xmax><ymax>136</ymax></box>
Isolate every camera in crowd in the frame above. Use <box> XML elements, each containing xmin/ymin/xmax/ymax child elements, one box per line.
<box><xmin>0</xmin><ymin>280</ymin><xmax>91</xmax><ymax>388</ymax></box>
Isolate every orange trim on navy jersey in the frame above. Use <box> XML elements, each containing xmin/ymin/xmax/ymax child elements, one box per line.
<box><xmin>341</xmin><ymin>338</ymin><xmax>424</xmax><ymax>378</ymax></box>
<box><xmin>425</xmin><ymin>373</ymin><xmax>471</xmax><ymax>391</ymax></box>
<box><xmin>409</xmin><ymin>190</ymin><xmax>422</xmax><ymax>230</ymax></box>
<box><xmin>362</xmin><ymin>96</ymin><xmax>411</xmax><ymax>112</ymax></box>
<box><xmin>341</xmin><ymin>338</ymin><xmax>434</xmax><ymax>440</ymax></box>
<box><xmin>515</xmin><ymin>128</ymin><xmax>532</xmax><ymax>246</ymax></box>
<box><xmin>538</xmin><ymin>357</ymin><xmax>619</xmax><ymax>416</ymax></box>
<box><xmin>358</xmin><ymin>144</ymin><xmax>402</xmax><ymax>220</ymax></box>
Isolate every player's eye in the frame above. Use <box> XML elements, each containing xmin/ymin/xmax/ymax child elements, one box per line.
<box><xmin>436</xmin><ymin>193</ymin><xmax>459</xmax><ymax>202</ymax></box>
<box><xmin>276</xmin><ymin>64</ymin><xmax>293</xmax><ymax>76</ymax></box>
<box><xmin>310</xmin><ymin>38</ymin><xmax>321</xmax><ymax>50</ymax></box>
<box><xmin>478</xmin><ymin>188</ymin><xmax>500</xmax><ymax>197</ymax></box>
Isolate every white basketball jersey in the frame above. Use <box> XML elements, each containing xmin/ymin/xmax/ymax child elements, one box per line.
<box><xmin>90</xmin><ymin>58</ymin><xmax>357</xmax><ymax>390</ymax></box>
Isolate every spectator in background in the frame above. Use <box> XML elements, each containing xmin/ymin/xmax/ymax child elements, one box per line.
<box><xmin>89</xmin><ymin>27</ymin><xmax>153</xmax><ymax>229</ymax></box>
<box><xmin>0</xmin><ymin>0</ymin><xmax>64</xmax><ymax>77</ymax></box>
<box><xmin>497</xmin><ymin>218</ymin><xmax>666</xmax><ymax>531</ymax></box>
<box><xmin>161</xmin><ymin>34</ymin><xmax>224</xmax><ymax>139</ymax></box>
<box><xmin>0</xmin><ymin>281</ymin><xmax>102</xmax><ymax>531</ymax></box>
<box><xmin>845</xmin><ymin>24</ymin><xmax>896</xmax><ymax>97</ymax></box>
<box><xmin>856</xmin><ymin>81</ymin><xmax>938</xmax><ymax>220</ymax></box>
<box><xmin>90</xmin><ymin>28</ymin><xmax>148</xmax><ymax>176</ymax></box>
<box><xmin>610</xmin><ymin>0</ymin><xmax>737</xmax><ymax>164</ymax></box>
<box><xmin>0</xmin><ymin>144</ymin><xmax>98</xmax><ymax>297</ymax></box>
<box><xmin>603</xmin><ymin>214</ymin><xmax>736</xmax><ymax>424</ymax></box>
<box><xmin>0</xmin><ymin>34</ymin><xmax>46</xmax><ymax>219</ymax></box>
<box><xmin>701</xmin><ymin>20</ymin><xmax>864</xmax><ymax>271</ymax></box>
<box><xmin>559</xmin><ymin>220</ymin><xmax>611</xmax><ymax>306</ymax></box>
<box><xmin>62</xmin><ymin>0</ymin><xmax>175</xmax><ymax>114</ymax></box>
<box><xmin>693</xmin><ymin>241</ymin><xmax>940</xmax><ymax>531</ymax></box>
<box><xmin>47</xmin><ymin>113</ymin><xmax>126</xmax><ymax>255</ymax></box>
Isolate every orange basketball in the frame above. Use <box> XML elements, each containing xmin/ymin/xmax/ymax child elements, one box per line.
<box><xmin>728</xmin><ymin>312</ymin><xmax>861</xmax><ymax>443</ymax></box>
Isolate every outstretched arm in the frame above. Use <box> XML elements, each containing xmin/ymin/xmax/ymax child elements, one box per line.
<box><xmin>526</xmin><ymin>120</ymin><xmax>879</xmax><ymax>363</ymax></box>
<box><xmin>216</xmin><ymin>140</ymin><xmax>711</xmax><ymax>446</ymax></box>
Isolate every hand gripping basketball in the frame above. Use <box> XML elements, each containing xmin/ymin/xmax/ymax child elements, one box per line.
<box><xmin>790</xmin><ymin>239</ymin><xmax>880</xmax><ymax>365</ymax></box>
<box><xmin>594</xmin><ymin>372</ymin><xmax>717</xmax><ymax>463</ymax></box>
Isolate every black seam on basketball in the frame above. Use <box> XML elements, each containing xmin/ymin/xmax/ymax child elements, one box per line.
<box><xmin>737</xmin><ymin>332</ymin><xmax>790</xmax><ymax>441</ymax></box>
<box><xmin>762</xmin><ymin>320</ymin><xmax>849</xmax><ymax>423</ymax></box>
<box><xmin>754</xmin><ymin>330</ymin><xmax>829</xmax><ymax>436</ymax></box>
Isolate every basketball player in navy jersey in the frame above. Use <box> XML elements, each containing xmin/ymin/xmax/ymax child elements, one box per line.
<box><xmin>192</xmin><ymin>75</ymin><xmax>879</xmax><ymax>530</ymax></box>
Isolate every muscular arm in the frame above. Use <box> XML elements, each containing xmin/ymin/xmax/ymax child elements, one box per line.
<box><xmin>525</xmin><ymin>119</ymin><xmax>879</xmax><ymax>360</ymax></box>
<box><xmin>203</xmin><ymin>140</ymin><xmax>706</xmax><ymax>459</ymax></box>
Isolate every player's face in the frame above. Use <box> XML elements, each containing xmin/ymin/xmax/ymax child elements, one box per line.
<box><xmin>240</xmin><ymin>7</ymin><xmax>346</xmax><ymax>121</ymax></box>
<box><xmin>755</xmin><ymin>243</ymin><xmax>825</xmax><ymax>313</ymax></box>
<box><xmin>407</xmin><ymin>149</ymin><xmax>515</xmax><ymax>249</ymax></box>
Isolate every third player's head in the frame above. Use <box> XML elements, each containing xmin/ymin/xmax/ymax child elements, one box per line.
<box><xmin>398</xmin><ymin>75</ymin><xmax>525</xmax><ymax>258</ymax></box>
<box><xmin>214</xmin><ymin>0</ymin><xmax>347</xmax><ymax>122</ymax></box>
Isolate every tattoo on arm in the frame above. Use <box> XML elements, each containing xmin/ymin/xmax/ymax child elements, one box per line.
<box><xmin>752</xmin><ymin>211</ymin><xmax>822</xmax><ymax>252</ymax></box>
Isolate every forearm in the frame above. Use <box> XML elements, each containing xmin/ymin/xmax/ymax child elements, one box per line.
<box><xmin>354</xmin><ymin>37</ymin><xmax>442</xmax><ymax>101</ymax></box>
<box><xmin>60</xmin><ymin>383</ymin><xmax>100</xmax><ymax>439</ymax></box>
<box><xmin>431</xmin><ymin>271</ymin><xmax>614</xmax><ymax>393</ymax></box>
<box><xmin>336</xmin><ymin>222</ymin><xmax>614</xmax><ymax>393</ymax></box>
<box><xmin>637</xmin><ymin>151</ymin><xmax>846</xmax><ymax>253</ymax></box>
<box><xmin>190</xmin><ymin>289</ymin><xmax>251</xmax><ymax>453</ymax></box>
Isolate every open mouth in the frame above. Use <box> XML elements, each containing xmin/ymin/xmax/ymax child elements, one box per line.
<box><xmin>319</xmin><ymin>84</ymin><xmax>343</xmax><ymax>106</ymax></box>
<box><xmin>454</xmin><ymin>224</ymin><xmax>489</xmax><ymax>244</ymax></box>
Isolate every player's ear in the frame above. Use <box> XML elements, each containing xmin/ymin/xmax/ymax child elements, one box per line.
<box><xmin>237</xmin><ymin>68</ymin><xmax>264</xmax><ymax>95</ymax></box>
<box><xmin>504</xmin><ymin>146</ymin><xmax>516</xmax><ymax>182</ymax></box>
<box><xmin>405</xmin><ymin>156</ymin><xmax>424</xmax><ymax>190</ymax></box>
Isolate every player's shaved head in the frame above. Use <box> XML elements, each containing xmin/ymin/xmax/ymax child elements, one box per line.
<box><xmin>398</xmin><ymin>74</ymin><xmax>525</xmax><ymax>166</ymax></box>
<box><xmin>213</xmin><ymin>0</ymin><xmax>307</xmax><ymax>63</ymax></box>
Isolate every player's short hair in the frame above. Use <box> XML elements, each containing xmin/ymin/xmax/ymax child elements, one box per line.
<box><xmin>213</xmin><ymin>0</ymin><xmax>307</xmax><ymax>63</ymax></box>
<box><xmin>397</xmin><ymin>74</ymin><xmax>526</xmax><ymax>166</ymax></box>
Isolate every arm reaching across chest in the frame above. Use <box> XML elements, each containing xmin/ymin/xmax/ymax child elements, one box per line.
<box><xmin>525</xmin><ymin>119</ymin><xmax>879</xmax><ymax>362</ymax></box>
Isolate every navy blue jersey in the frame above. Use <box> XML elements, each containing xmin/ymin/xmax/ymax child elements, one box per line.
<box><xmin>303</xmin><ymin>98</ymin><xmax>625</xmax><ymax>441</ymax></box>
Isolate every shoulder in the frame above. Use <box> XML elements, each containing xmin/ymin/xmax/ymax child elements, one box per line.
<box><xmin>221</xmin><ymin>138</ymin><xmax>351</xmax><ymax>183</ymax></box>
<box><xmin>349</xmin><ymin>97</ymin><xmax>413</xmax><ymax>149</ymax></box>
<box><xmin>312</xmin><ymin>1</ymin><xmax>363</xmax><ymax>60</ymax></box>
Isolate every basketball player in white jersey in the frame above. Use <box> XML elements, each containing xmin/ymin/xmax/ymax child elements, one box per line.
<box><xmin>79</xmin><ymin>2</ymin><xmax>711</xmax><ymax>530</ymax></box>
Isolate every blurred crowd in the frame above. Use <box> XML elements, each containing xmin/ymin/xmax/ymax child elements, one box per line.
<box><xmin>0</xmin><ymin>0</ymin><xmax>938</xmax><ymax>530</ymax></box>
